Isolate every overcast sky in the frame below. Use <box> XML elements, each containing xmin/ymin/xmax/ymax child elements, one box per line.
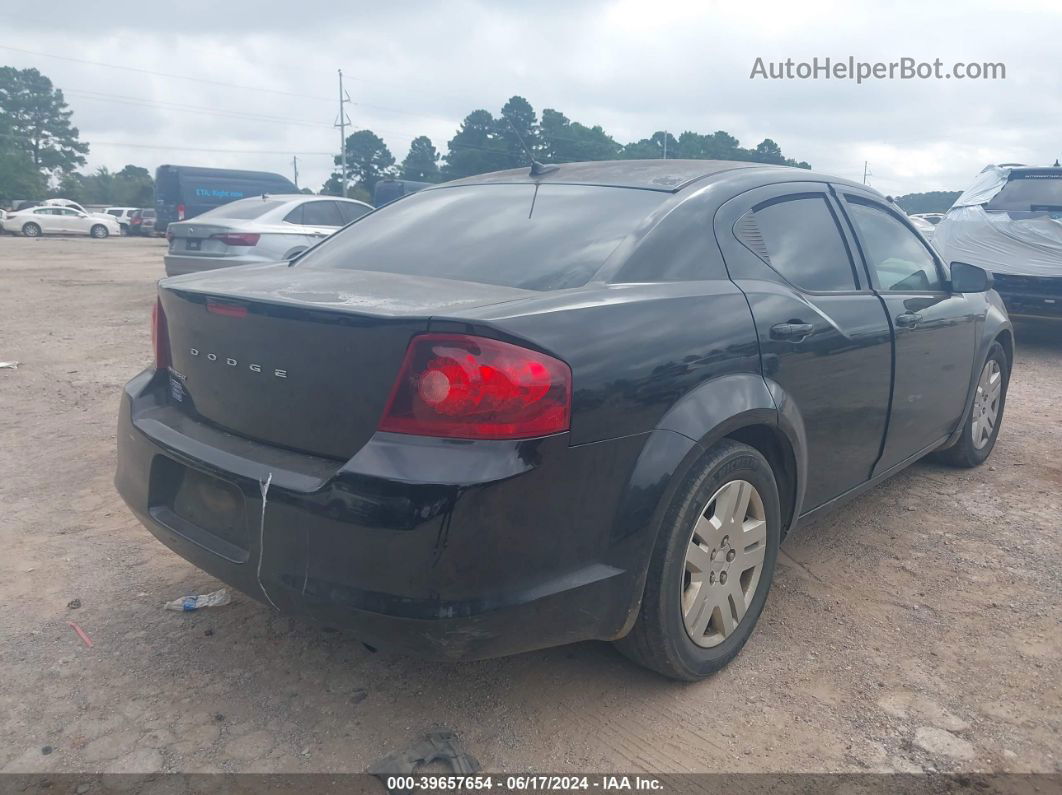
<box><xmin>3</xmin><ymin>0</ymin><xmax>1060</xmax><ymax>195</ymax></box>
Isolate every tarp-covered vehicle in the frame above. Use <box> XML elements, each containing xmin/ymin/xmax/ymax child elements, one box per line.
<box><xmin>934</xmin><ymin>164</ymin><xmax>1062</xmax><ymax>321</ymax></box>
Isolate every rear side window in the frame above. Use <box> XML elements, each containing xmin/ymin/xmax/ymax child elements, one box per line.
<box><xmin>298</xmin><ymin>184</ymin><xmax>665</xmax><ymax>291</ymax></box>
<box><xmin>299</xmin><ymin>201</ymin><xmax>343</xmax><ymax>227</ymax></box>
<box><xmin>845</xmin><ymin>199</ymin><xmax>943</xmax><ymax>292</ymax></box>
<box><xmin>201</xmin><ymin>199</ymin><xmax>286</xmax><ymax>220</ymax></box>
<box><xmin>337</xmin><ymin>201</ymin><xmax>371</xmax><ymax>224</ymax></box>
<box><xmin>740</xmin><ymin>195</ymin><xmax>857</xmax><ymax>292</ymax></box>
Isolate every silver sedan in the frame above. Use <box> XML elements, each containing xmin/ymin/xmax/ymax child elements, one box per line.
<box><xmin>163</xmin><ymin>194</ymin><xmax>372</xmax><ymax>277</ymax></box>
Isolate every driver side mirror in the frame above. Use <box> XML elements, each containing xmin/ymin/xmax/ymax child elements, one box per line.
<box><xmin>949</xmin><ymin>261</ymin><xmax>993</xmax><ymax>293</ymax></box>
<box><xmin>77</xmin><ymin>212</ymin><xmax>88</xmax><ymax>218</ymax></box>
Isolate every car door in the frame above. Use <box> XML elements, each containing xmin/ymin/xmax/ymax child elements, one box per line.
<box><xmin>716</xmin><ymin>183</ymin><xmax>893</xmax><ymax>510</ymax></box>
<box><xmin>33</xmin><ymin>208</ymin><xmax>61</xmax><ymax>233</ymax></box>
<box><xmin>838</xmin><ymin>191</ymin><xmax>978</xmax><ymax>472</ymax></box>
<box><xmin>64</xmin><ymin>208</ymin><xmax>91</xmax><ymax>234</ymax></box>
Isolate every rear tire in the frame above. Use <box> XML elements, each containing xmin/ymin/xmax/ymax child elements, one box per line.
<box><xmin>22</xmin><ymin>222</ymin><xmax>41</xmax><ymax>238</ymax></box>
<box><xmin>934</xmin><ymin>342</ymin><xmax>1009</xmax><ymax>468</ymax></box>
<box><xmin>90</xmin><ymin>224</ymin><xmax>109</xmax><ymax>239</ymax></box>
<box><xmin>615</xmin><ymin>440</ymin><xmax>781</xmax><ymax>680</ymax></box>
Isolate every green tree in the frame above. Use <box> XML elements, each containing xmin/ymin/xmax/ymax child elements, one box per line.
<box><xmin>443</xmin><ymin>110</ymin><xmax>508</xmax><ymax>179</ymax></box>
<box><xmin>496</xmin><ymin>95</ymin><xmax>539</xmax><ymax>167</ymax></box>
<box><xmin>539</xmin><ymin>109</ymin><xmax>621</xmax><ymax>163</ymax></box>
<box><xmin>400</xmin><ymin>135</ymin><xmax>441</xmax><ymax>182</ymax></box>
<box><xmin>896</xmin><ymin>191</ymin><xmax>961</xmax><ymax>214</ymax></box>
<box><xmin>0</xmin><ymin>115</ymin><xmax>46</xmax><ymax>200</ymax></box>
<box><xmin>328</xmin><ymin>129</ymin><xmax>395</xmax><ymax>195</ymax></box>
<box><xmin>0</xmin><ymin>67</ymin><xmax>88</xmax><ymax>178</ymax></box>
<box><xmin>621</xmin><ymin>131</ymin><xmax>679</xmax><ymax>159</ymax></box>
<box><xmin>113</xmin><ymin>164</ymin><xmax>154</xmax><ymax>205</ymax></box>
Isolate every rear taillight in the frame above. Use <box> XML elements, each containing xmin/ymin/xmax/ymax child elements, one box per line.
<box><xmin>151</xmin><ymin>299</ymin><xmax>171</xmax><ymax>370</ymax></box>
<box><xmin>131</xmin><ymin>216</ymin><xmax>142</xmax><ymax>225</ymax></box>
<box><xmin>177</xmin><ymin>203</ymin><xmax>185</xmax><ymax>220</ymax></box>
<box><xmin>211</xmin><ymin>232</ymin><xmax>260</xmax><ymax>247</ymax></box>
<box><xmin>379</xmin><ymin>334</ymin><xmax>571</xmax><ymax>440</ymax></box>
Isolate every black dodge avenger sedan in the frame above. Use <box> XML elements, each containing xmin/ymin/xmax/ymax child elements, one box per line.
<box><xmin>116</xmin><ymin>160</ymin><xmax>1012</xmax><ymax>680</ymax></box>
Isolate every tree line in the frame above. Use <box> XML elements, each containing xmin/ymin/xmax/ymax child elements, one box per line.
<box><xmin>323</xmin><ymin>95</ymin><xmax>812</xmax><ymax>200</ymax></box>
<box><xmin>2</xmin><ymin>66</ymin><xmax>814</xmax><ymax>207</ymax></box>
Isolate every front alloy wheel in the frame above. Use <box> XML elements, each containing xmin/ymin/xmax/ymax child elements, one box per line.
<box><xmin>971</xmin><ymin>358</ymin><xmax>1002</xmax><ymax>450</ymax></box>
<box><xmin>934</xmin><ymin>341</ymin><xmax>1009</xmax><ymax>468</ymax></box>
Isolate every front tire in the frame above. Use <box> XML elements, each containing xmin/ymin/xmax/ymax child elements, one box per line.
<box><xmin>22</xmin><ymin>222</ymin><xmax>42</xmax><ymax>238</ymax></box>
<box><xmin>615</xmin><ymin>440</ymin><xmax>781</xmax><ymax>680</ymax></box>
<box><xmin>934</xmin><ymin>342</ymin><xmax>1009</xmax><ymax>468</ymax></box>
<box><xmin>90</xmin><ymin>224</ymin><xmax>109</xmax><ymax>239</ymax></box>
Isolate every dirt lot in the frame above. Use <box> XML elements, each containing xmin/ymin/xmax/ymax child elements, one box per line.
<box><xmin>0</xmin><ymin>236</ymin><xmax>1059</xmax><ymax>775</ymax></box>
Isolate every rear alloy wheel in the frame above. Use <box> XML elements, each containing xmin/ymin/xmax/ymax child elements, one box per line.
<box><xmin>682</xmin><ymin>479</ymin><xmax>768</xmax><ymax>648</ymax></box>
<box><xmin>22</xmin><ymin>222</ymin><xmax>42</xmax><ymax>238</ymax></box>
<box><xmin>934</xmin><ymin>341</ymin><xmax>1009</xmax><ymax>468</ymax></box>
<box><xmin>615</xmin><ymin>440</ymin><xmax>781</xmax><ymax>680</ymax></box>
<box><xmin>90</xmin><ymin>224</ymin><xmax>109</xmax><ymax>239</ymax></box>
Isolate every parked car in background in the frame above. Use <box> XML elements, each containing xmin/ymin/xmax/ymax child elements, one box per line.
<box><xmin>934</xmin><ymin>164</ymin><xmax>1062</xmax><ymax>322</ymax></box>
<box><xmin>373</xmin><ymin>178</ymin><xmax>433</xmax><ymax>206</ymax></box>
<box><xmin>128</xmin><ymin>208</ymin><xmax>158</xmax><ymax>237</ymax></box>
<box><xmin>908</xmin><ymin>214</ymin><xmax>936</xmax><ymax>241</ymax></box>
<box><xmin>119</xmin><ymin>160</ymin><xmax>1012</xmax><ymax>680</ymax></box>
<box><xmin>154</xmin><ymin>165</ymin><xmax>298</xmax><ymax>232</ymax></box>
<box><xmin>1</xmin><ymin>205</ymin><xmax>122</xmax><ymax>238</ymax></box>
<box><xmin>163</xmin><ymin>194</ymin><xmax>372</xmax><ymax>276</ymax></box>
<box><xmin>912</xmin><ymin>212</ymin><xmax>946</xmax><ymax>225</ymax></box>
<box><xmin>105</xmin><ymin>207</ymin><xmax>139</xmax><ymax>233</ymax></box>
<box><xmin>42</xmin><ymin>198</ymin><xmax>115</xmax><ymax>221</ymax></box>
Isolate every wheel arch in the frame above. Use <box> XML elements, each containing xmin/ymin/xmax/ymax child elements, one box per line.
<box><xmin>608</xmin><ymin>373</ymin><xmax>807</xmax><ymax>635</ymax></box>
<box><xmin>994</xmin><ymin>327</ymin><xmax>1014</xmax><ymax>373</ymax></box>
<box><xmin>942</xmin><ymin>301</ymin><xmax>1013</xmax><ymax>450</ymax></box>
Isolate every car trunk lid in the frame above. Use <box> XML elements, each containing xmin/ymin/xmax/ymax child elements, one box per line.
<box><xmin>158</xmin><ymin>265</ymin><xmax>536</xmax><ymax>459</ymax></box>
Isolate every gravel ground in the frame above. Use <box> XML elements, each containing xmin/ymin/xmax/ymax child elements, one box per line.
<box><xmin>0</xmin><ymin>236</ymin><xmax>1059</xmax><ymax>775</ymax></box>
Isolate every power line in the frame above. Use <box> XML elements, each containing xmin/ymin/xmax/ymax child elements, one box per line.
<box><xmin>0</xmin><ymin>44</ymin><xmax>334</xmax><ymax>102</ymax></box>
<box><xmin>65</xmin><ymin>88</ymin><xmax>334</xmax><ymax>128</ymax></box>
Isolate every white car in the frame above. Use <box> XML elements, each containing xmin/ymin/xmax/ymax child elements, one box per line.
<box><xmin>908</xmin><ymin>214</ymin><xmax>936</xmax><ymax>241</ymax></box>
<box><xmin>42</xmin><ymin>198</ymin><xmax>116</xmax><ymax>222</ymax></box>
<box><xmin>104</xmin><ymin>206</ymin><xmax>140</xmax><ymax>233</ymax></box>
<box><xmin>163</xmin><ymin>194</ymin><xmax>373</xmax><ymax>276</ymax></box>
<box><xmin>1</xmin><ymin>206</ymin><xmax>122</xmax><ymax>238</ymax></box>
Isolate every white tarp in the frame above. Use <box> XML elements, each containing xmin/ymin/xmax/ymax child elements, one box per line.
<box><xmin>932</xmin><ymin>165</ymin><xmax>1062</xmax><ymax>277</ymax></box>
<box><xmin>951</xmin><ymin>164</ymin><xmax>1010</xmax><ymax>208</ymax></box>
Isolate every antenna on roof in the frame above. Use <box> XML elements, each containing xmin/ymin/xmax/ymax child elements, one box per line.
<box><xmin>503</xmin><ymin>115</ymin><xmax>559</xmax><ymax>177</ymax></box>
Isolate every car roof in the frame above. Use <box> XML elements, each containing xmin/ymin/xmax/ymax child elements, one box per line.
<box><xmin>1005</xmin><ymin>166</ymin><xmax>1062</xmax><ymax>176</ymax></box>
<box><xmin>227</xmin><ymin>194</ymin><xmax>370</xmax><ymax>205</ymax></box>
<box><xmin>438</xmin><ymin>159</ymin><xmax>867</xmax><ymax>194</ymax></box>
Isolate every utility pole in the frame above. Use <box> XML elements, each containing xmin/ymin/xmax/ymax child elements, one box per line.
<box><xmin>292</xmin><ymin>156</ymin><xmax>299</xmax><ymax>190</ymax></box>
<box><xmin>335</xmin><ymin>69</ymin><xmax>351</xmax><ymax>197</ymax></box>
<box><xmin>863</xmin><ymin>160</ymin><xmax>870</xmax><ymax>184</ymax></box>
<box><xmin>662</xmin><ymin>131</ymin><xmax>668</xmax><ymax>159</ymax></box>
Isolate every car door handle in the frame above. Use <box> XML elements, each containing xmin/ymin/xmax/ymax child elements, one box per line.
<box><xmin>770</xmin><ymin>322</ymin><xmax>815</xmax><ymax>340</ymax></box>
<box><xmin>895</xmin><ymin>312</ymin><xmax>922</xmax><ymax>328</ymax></box>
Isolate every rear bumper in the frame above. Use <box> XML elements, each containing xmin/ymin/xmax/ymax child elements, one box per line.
<box><xmin>115</xmin><ymin>370</ymin><xmax>653</xmax><ymax>660</ymax></box>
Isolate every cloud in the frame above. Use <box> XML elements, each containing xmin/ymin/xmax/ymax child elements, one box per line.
<box><xmin>2</xmin><ymin>0</ymin><xmax>1059</xmax><ymax>194</ymax></box>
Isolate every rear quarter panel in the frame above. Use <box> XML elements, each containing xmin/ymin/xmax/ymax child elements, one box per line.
<box><xmin>432</xmin><ymin>280</ymin><xmax>763</xmax><ymax>445</ymax></box>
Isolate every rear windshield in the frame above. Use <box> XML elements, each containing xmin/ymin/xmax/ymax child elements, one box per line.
<box><xmin>297</xmin><ymin>184</ymin><xmax>665</xmax><ymax>290</ymax></box>
<box><xmin>199</xmin><ymin>198</ymin><xmax>286</xmax><ymax>220</ymax></box>
<box><xmin>985</xmin><ymin>172</ymin><xmax>1062</xmax><ymax>212</ymax></box>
